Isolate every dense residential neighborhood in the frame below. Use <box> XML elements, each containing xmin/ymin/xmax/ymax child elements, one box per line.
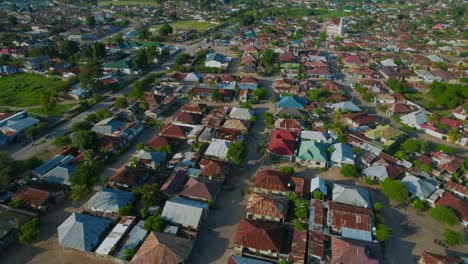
<box><xmin>0</xmin><ymin>0</ymin><xmax>466</xmax><ymax>263</ymax></box>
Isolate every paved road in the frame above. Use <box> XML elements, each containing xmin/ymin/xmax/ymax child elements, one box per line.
<box><xmin>190</xmin><ymin>75</ymin><xmax>274</xmax><ymax>263</ymax></box>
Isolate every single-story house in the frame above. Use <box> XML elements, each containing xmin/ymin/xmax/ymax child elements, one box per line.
<box><xmin>161</xmin><ymin>197</ymin><xmax>209</xmax><ymax>230</ymax></box>
<box><xmin>85</xmin><ymin>188</ymin><xmax>134</xmax><ymax>215</ymax></box>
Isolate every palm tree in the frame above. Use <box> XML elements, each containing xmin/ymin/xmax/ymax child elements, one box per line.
<box><xmin>447</xmin><ymin>129</ymin><xmax>461</xmax><ymax>143</ymax></box>
<box><xmin>71</xmin><ymin>184</ymin><xmax>91</xmax><ymax>205</ymax></box>
<box><xmin>332</xmin><ymin>121</ymin><xmax>346</xmax><ymax>136</ymax></box>
<box><xmin>428</xmin><ymin>113</ymin><xmax>440</xmax><ymax>125</ymax></box>
<box><xmin>334</xmin><ymin>108</ymin><xmax>343</xmax><ymax>120</ymax></box>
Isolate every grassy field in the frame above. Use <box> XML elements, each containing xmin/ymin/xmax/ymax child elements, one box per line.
<box><xmin>98</xmin><ymin>0</ymin><xmax>159</xmax><ymax>6</ymax></box>
<box><xmin>152</xmin><ymin>20</ymin><xmax>217</xmax><ymax>33</ymax></box>
<box><xmin>0</xmin><ymin>74</ymin><xmax>65</xmax><ymax>107</ymax></box>
<box><xmin>29</xmin><ymin>103</ymin><xmax>75</xmax><ymax>117</ymax></box>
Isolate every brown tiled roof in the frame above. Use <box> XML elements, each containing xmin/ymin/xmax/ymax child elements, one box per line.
<box><xmin>328</xmin><ymin>202</ymin><xmax>373</xmax><ymax>231</ymax></box>
<box><xmin>146</xmin><ymin>135</ymin><xmax>177</xmax><ymax>149</ymax></box>
<box><xmin>108</xmin><ymin>166</ymin><xmax>149</xmax><ymax>188</ymax></box>
<box><xmin>253</xmin><ymin>169</ymin><xmax>291</xmax><ymax>193</ymax></box>
<box><xmin>132</xmin><ymin>232</ymin><xmax>193</xmax><ymax>264</ymax></box>
<box><xmin>431</xmin><ymin>152</ymin><xmax>464</xmax><ymax>174</ymax></box>
<box><xmin>199</xmin><ymin>159</ymin><xmax>227</xmax><ymax>180</ymax></box>
<box><xmin>245</xmin><ymin>193</ymin><xmax>289</xmax><ymax>219</ymax></box>
<box><xmin>179</xmin><ymin>178</ymin><xmax>220</xmax><ymax>201</ymax></box>
<box><xmin>308</xmin><ymin>229</ymin><xmax>327</xmax><ymax>260</ymax></box>
<box><xmin>174</xmin><ymin>112</ymin><xmax>201</xmax><ymax>125</ymax></box>
<box><xmin>445</xmin><ymin>181</ymin><xmax>468</xmax><ymax>197</ymax></box>
<box><xmin>160</xmin><ymin>169</ymin><xmax>188</xmax><ymax>196</ymax></box>
<box><xmin>234</xmin><ymin>219</ymin><xmax>284</xmax><ymax>252</ymax></box>
<box><xmin>331</xmin><ymin>237</ymin><xmax>381</xmax><ymax>264</ymax></box>
<box><xmin>181</xmin><ymin>103</ymin><xmax>206</xmax><ymax>114</ymax></box>
<box><xmin>214</xmin><ymin>127</ymin><xmax>242</xmax><ymax>142</ymax></box>
<box><xmin>159</xmin><ymin>124</ymin><xmax>190</xmax><ymax>139</ymax></box>
<box><xmin>98</xmin><ymin>135</ymin><xmax>124</xmax><ymax>152</ymax></box>
<box><xmin>13</xmin><ymin>187</ymin><xmax>49</xmax><ymax>207</ymax></box>
<box><xmin>420</xmin><ymin>251</ymin><xmax>462</xmax><ymax>264</ymax></box>
<box><xmin>290</xmin><ymin>228</ymin><xmax>307</xmax><ymax>264</ymax></box>
<box><xmin>222</xmin><ymin>119</ymin><xmax>250</xmax><ymax>131</ymax></box>
<box><xmin>344</xmin><ymin>113</ymin><xmax>376</xmax><ymax>126</ymax></box>
<box><xmin>435</xmin><ymin>193</ymin><xmax>468</xmax><ymax>222</ymax></box>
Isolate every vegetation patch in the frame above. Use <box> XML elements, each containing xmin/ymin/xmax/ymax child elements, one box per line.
<box><xmin>0</xmin><ymin>74</ymin><xmax>66</xmax><ymax>107</ymax></box>
<box><xmin>152</xmin><ymin>20</ymin><xmax>217</xmax><ymax>33</ymax></box>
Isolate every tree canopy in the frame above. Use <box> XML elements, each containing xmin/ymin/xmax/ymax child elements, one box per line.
<box><xmin>381</xmin><ymin>178</ymin><xmax>409</xmax><ymax>204</ymax></box>
<box><xmin>159</xmin><ymin>24</ymin><xmax>173</xmax><ymax>36</ymax></box>
<box><xmin>144</xmin><ymin>215</ymin><xmax>165</xmax><ymax>232</ymax></box>
<box><xmin>19</xmin><ymin>217</ymin><xmax>40</xmax><ymax>245</ymax></box>
<box><xmin>444</xmin><ymin>228</ymin><xmax>464</xmax><ymax>246</ymax></box>
<box><xmin>429</xmin><ymin>205</ymin><xmax>459</xmax><ymax>226</ymax></box>
<box><xmin>340</xmin><ymin>164</ymin><xmax>358</xmax><ymax>177</ymax></box>
<box><xmin>72</xmin><ymin>131</ymin><xmax>98</xmax><ymax>151</ymax></box>
<box><xmin>429</xmin><ymin>82</ymin><xmax>467</xmax><ymax>109</ymax></box>
<box><xmin>227</xmin><ymin>141</ymin><xmax>247</xmax><ymax>166</ymax></box>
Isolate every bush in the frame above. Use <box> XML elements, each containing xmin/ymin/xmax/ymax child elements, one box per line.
<box><xmin>264</xmin><ymin>112</ymin><xmax>274</xmax><ymax>127</ymax></box>
<box><xmin>381</xmin><ymin>178</ymin><xmax>409</xmax><ymax>204</ymax></box>
<box><xmin>412</xmin><ymin>199</ymin><xmax>426</xmax><ymax>212</ymax></box>
<box><xmin>444</xmin><ymin>228</ymin><xmax>464</xmax><ymax>246</ymax></box>
<box><xmin>52</xmin><ymin>135</ymin><xmax>72</xmax><ymax>147</ymax></box>
<box><xmin>280</xmin><ymin>166</ymin><xmax>294</xmax><ymax>175</ymax></box>
<box><xmin>118</xmin><ymin>205</ymin><xmax>133</xmax><ymax>216</ymax></box>
<box><xmin>19</xmin><ymin>217</ymin><xmax>40</xmax><ymax>245</ymax></box>
<box><xmin>9</xmin><ymin>198</ymin><xmax>25</xmax><ymax>209</ymax></box>
<box><xmin>21</xmin><ymin>156</ymin><xmax>43</xmax><ymax>170</ymax></box>
<box><xmin>376</xmin><ymin>224</ymin><xmax>393</xmax><ymax>241</ymax></box>
<box><xmin>436</xmin><ymin>144</ymin><xmax>456</xmax><ymax>155</ymax></box>
<box><xmin>227</xmin><ymin>141</ymin><xmax>247</xmax><ymax>166</ymax></box>
<box><xmin>144</xmin><ymin>215</ymin><xmax>165</xmax><ymax>232</ymax></box>
<box><xmin>340</xmin><ymin>164</ymin><xmax>358</xmax><ymax>177</ymax></box>
<box><xmin>373</xmin><ymin>202</ymin><xmax>382</xmax><ymax>212</ymax></box>
<box><xmin>312</xmin><ymin>190</ymin><xmax>323</xmax><ymax>200</ymax></box>
<box><xmin>429</xmin><ymin>206</ymin><xmax>459</xmax><ymax>226</ymax></box>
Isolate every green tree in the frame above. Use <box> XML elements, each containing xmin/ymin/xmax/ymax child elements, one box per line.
<box><xmin>264</xmin><ymin>112</ymin><xmax>274</xmax><ymax>127</ymax></box>
<box><xmin>374</xmin><ymin>202</ymin><xmax>382</xmax><ymax>212</ymax></box>
<box><xmin>159</xmin><ymin>24</ymin><xmax>173</xmax><ymax>36</ymax></box>
<box><xmin>210</xmin><ymin>89</ymin><xmax>223</xmax><ymax>102</ymax></box>
<box><xmin>376</xmin><ymin>224</ymin><xmax>392</xmax><ymax>242</ymax></box>
<box><xmin>118</xmin><ymin>205</ymin><xmax>134</xmax><ymax>216</ymax></box>
<box><xmin>134</xmin><ymin>184</ymin><xmax>160</xmax><ymax>208</ymax></box>
<box><xmin>133</xmin><ymin>48</ymin><xmax>149</xmax><ymax>71</ymax></box>
<box><xmin>429</xmin><ymin>206</ymin><xmax>459</xmax><ymax>226</ymax></box>
<box><xmin>72</xmin><ymin>131</ymin><xmax>98</xmax><ymax>151</ymax></box>
<box><xmin>130</xmin><ymin>81</ymin><xmax>145</xmax><ymax>98</ymax></box>
<box><xmin>253</xmin><ymin>87</ymin><xmax>267</xmax><ymax>100</ymax></box>
<box><xmin>60</xmin><ymin>40</ymin><xmax>80</xmax><ymax>59</ymax></box>
<box><xmin>381</xmin><ymin>178</ymin><xmax>409</xmax><ymax>204</ymax></box>
<box><xmin>0</xmin><ymin>152</ymin><xmax>18</xmax><ymax>191</ymax></box>
<box><xmin>19</xmin><ymin>217</ymin><xmax>40</xmax><ymax>245</ymax></box>
<box><xmin>227</xmin><ymin>142</ymin><xmax>247</xmax><ymax>166</ymax></box>
<box><xmin>39</xmin><ymin>93</ymin><xmax>57</xmax><ymax>113</ymax></box>
<box><xmin>280</xmin><ymin>166</ymin><xmax>294</xmax><ymax>175</ymax></box>
<box><xmin>86</xmin><ymin>15</ymin><xmax>96</xmax><ymax>26</ymax></box>
<box><xmin>312</xmin><ymin>190</ymin><xmax>323</xmax><ymax>200</ymax></box>
<box><xmin>115</xmin><ymin>97</ymin><xmax>128</xmax><ymax>108</ymax></box>
<box><xmin>444</xmin><ymin>228</ymin><xmax>464</xmax><ymax>246</ymax></box>
<box><xmin>79</xmin><ymin>58</ymin><xmax>103</xmax><ymax>91</ymax></box>
<box><xmin>447</xmin><ymin>129</ymin><xmax>461</xmax><ymax>143</ymax></box>
<box><xmin>137</xmin><ymin>27</ymin><xmax>151</xmax><ymax>40</ymax></box>
<box><xmin>412</xmin><ymin>199</ymin><xmax>426</xmax><ymax>212</ymax></box>
<box><xmin>123</xmin><ymin>247</ymin><xmax>138</xmax><ymax>261</ymax></box>
<box><xmin>175</xmin><ymin>53</ymin><xmax>191</xmax><ymax>66</ymax></box>
<box><xmin>9</xmin><ymin>198</ymin><xmax>25</xmax><ymax>209</ymax></box>
<box><xmin>340</xmin><ymin>164</ymin><xmax>358</xmax><ymax>177</ymax></box>
<box><xmin>144</xmin><ymin>215</ymin><xmax>165</xmax><ymax>232</ymax></box>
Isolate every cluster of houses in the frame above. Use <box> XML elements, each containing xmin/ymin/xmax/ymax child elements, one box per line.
<box><xmin>6</xmin><ymin>98</ymin><xmax>256</xmax><ymax>261</ymax></box>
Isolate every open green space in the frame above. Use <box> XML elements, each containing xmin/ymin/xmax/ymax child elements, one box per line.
<box><xmin>152</xmin><ymin>20</ymin><xmax>217</xmax><ymax>33</ymax></box>
<box><xmin>0</xmin><ymin>74</ymin><xmax>65</xmax><ymax>107</ymax></box>
<box><xmin>98</xmin><ymin>0</ymin><xmax>158</xmax><ymax>6</ymax></box>
<box><xmin>29</xmin><ymin>103</ymin><xmax>75</xmax><ymax>117</ymax></box>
